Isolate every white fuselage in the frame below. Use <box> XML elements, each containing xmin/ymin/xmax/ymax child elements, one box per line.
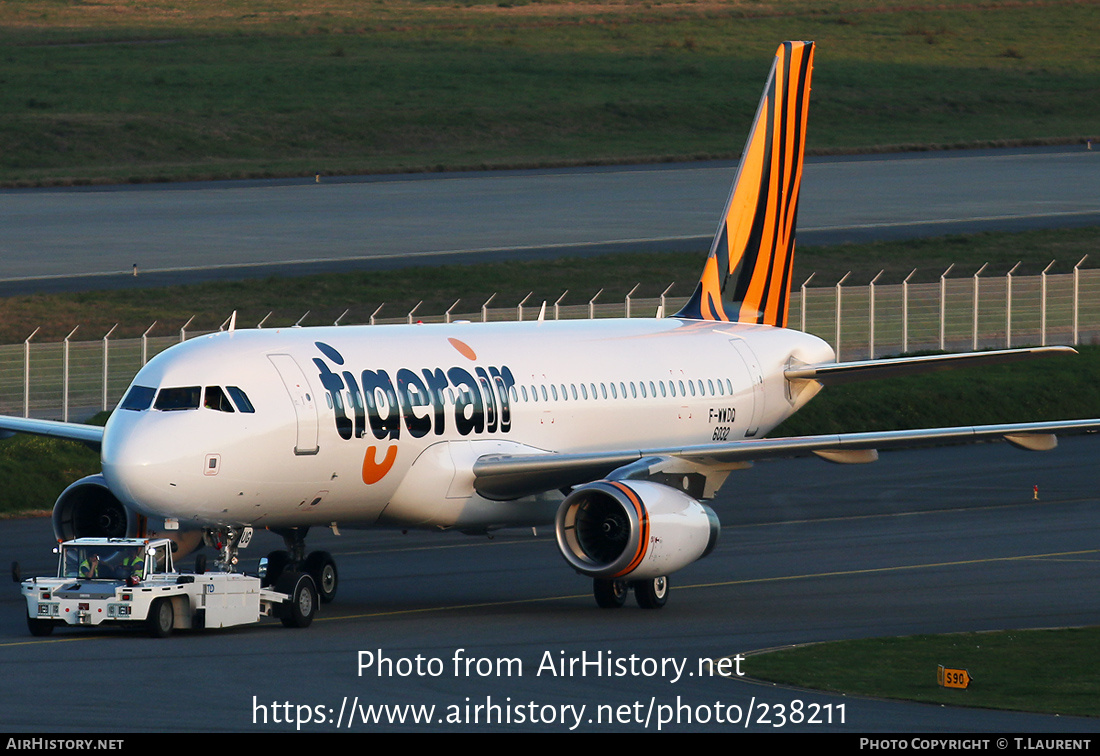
<box><xmin>101</xmin><ymin>317</ymin><xmax>833</xmax><ymax>532</ymax></box>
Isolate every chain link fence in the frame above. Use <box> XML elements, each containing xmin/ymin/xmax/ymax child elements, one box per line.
<box><xmin>5</xmin><ymin>267</ymin><xmax>1099</xmax><ymax>421</ymax></box>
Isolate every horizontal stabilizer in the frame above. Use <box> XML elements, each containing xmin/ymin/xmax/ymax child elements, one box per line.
<box><xmin>784</xmin><ymin>346</ymin><xmax>1076</xmax><ymax>386</ymax></box>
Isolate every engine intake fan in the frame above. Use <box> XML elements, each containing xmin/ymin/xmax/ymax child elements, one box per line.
<box><xmin>555</xmin><ymin>479</ymin><xmax>719</xmax><ymax>581</ymax></box>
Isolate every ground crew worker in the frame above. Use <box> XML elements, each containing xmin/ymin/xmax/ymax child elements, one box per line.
<box><xmin>78</xmin><ymin>552</ymin><xmax>100</xmax><ymax>579</ymax></box>
<box><xmin>121</xmin><ymin>550</ymin><xmax>145</xmax><ymax>582</ymax></box>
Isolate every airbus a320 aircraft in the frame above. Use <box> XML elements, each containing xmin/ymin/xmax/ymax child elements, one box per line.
<box><xmin>6</xmin><ymin>41</ymin><xmax>1098</xmax><ymax>610</ymax></box>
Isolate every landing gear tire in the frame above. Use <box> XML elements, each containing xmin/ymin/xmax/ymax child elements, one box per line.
<box><xmin>275</xmin><ymin>572</ymin><xmax>317</xmax><ymax>629</ymax></box>
<box><xmin>147</xmin><ymin>598</ymin><xmax>174</xmax><ymax>638</ymax></box>
<box><xmin>634</xmin><ymin>575</ymin><xmax>669</xmax><ymax>609</ymax></box>
<box><xmin>304</xmin><ymin>551</ymin><xmax>338</xmax><ymax>604</ymax></box>
<box><xmin>593</xmin><ymin>578</ymin><xmax>628</xmax><ymax>608</ymax></box>
<box><xmin>262</xmin><ymin>550</ymin><xmax>290</xmax><ymax>587</ymax></box>
<box><xmin>27</xmin><ymin>616</ymin><xmax>54</xmax><ymax>637</ymax></box>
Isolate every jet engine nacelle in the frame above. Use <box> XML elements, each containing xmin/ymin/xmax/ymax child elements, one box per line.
<box><xmin>555</xmin><ymin>479</ymin><xmax>720</xmax><ymax>581</ymax></box>
<box><xmin>51</xmin><ymin>474</ymin><xmax>202</xmax><ymax>556</ymax></box>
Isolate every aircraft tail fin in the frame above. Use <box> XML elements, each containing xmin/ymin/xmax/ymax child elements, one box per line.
<box><xmin>676</xmin><ymin>41</ymin><xmax>814</xmax><ymax>327</ymax></box>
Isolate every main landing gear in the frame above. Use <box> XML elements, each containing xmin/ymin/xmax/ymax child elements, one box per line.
<box><xmin>261</xmin><ymin>527</ymin><xmax>339</xmax><ymax>604</ymax></box>
<box><xmin>593</xmin><ymin>576</ymin><xmax>669</xmax><ymax>609</ymax></box>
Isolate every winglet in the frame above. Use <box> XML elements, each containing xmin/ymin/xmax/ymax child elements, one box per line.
<box><xmin>676</xmin><ymin>41</ymin><xmax>814</xmax><ymax>327</ymax></box>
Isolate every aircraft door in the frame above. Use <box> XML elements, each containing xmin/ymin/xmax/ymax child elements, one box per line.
<box><xmin>268</xmin><ymin>354</ymin><xmax>320</xmax><ymax>455</ymax></box>
<box><xmin>729</xmin><ymin>339</ymin><xmax>764</xmax><ymax>438</ymax></box>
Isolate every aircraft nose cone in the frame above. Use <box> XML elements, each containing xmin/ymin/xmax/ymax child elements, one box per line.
<box><xmin>100</xmin><ymin>414</ymin><xmax>179</xmax><ymax>516</ymax></box>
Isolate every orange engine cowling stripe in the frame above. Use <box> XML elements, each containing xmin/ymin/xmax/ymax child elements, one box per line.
<box><xmin>608</xmin><ymin>481</ymin><xmax>649</xmax><ymax>578</ymax></box>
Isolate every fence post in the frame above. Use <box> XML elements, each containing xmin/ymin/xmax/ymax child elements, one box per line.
<box><xmin>1074</xmin><ymin>255</ymin><xmax>1088</xmax><ymax>345</ymax></box>
<box><xmin>588</xmin><ymin>289</ymin><xmax>603</xmax><ymax>320</ymax></box>
<box><xmin>972</xmin><ymin>262</ymin><xmax>988</xmax><ymax>350</ymax></box>
<box><xmin>869</xmin><ymin>270</ymin><xmax>883</xmax><ymax>359</ymax></box>
<box><xmin>141</xmin><ymin>322</ymin><xmax>157</xmax><ymax>366</ymax></box>
<box><xmin>800</xmin><ymin>273</ymin><xmax>815</xmax><ymax>333</ymax></box>
<box><xmin>256</xmin><ymin>312</ymin><xmax>272</xmax><ymax>329</ymax></box>
<box><xmin>22</xmin><ymin>327</ymin><xmax>39</xmax><ymax>419</ymax></box>
<box><xmin>835</xmin><ymin>272</ymin><xmax>850</xmax><ymax>360</ymax></box>
<box><xmin>369</xmin><ymin>304</ymin><xmax>384</xmax><ymax>326</ymax></box>
<box><xmin>902</xmin><ymin>269</ymin><xmax>916</xmax><ymax>353</ymax></box>
<box><xmin>625</xmin><ymin>283</ymin><xmax>640</xmax><ymax>319</ymax></box>
<box><xmin>333</xmin><ymin>309</ymin><xmax>349</xmax><ymax>326</ymax></box>
<box><xmin>406</xmin><ymin>302</ymin><xmax>422</xmax><ymax>325</ymax></box>
<box><xmin>102</xmin><ymin>324</ymin><xmax>117</xmax><ymax>412</ymax></box>
<box><xmin>554</xmin><ymin>291</ymin><xmax>569</xmax><ymax>321</ymax></box>
<box><xmin>179</xmin><ymin>315</ymin><xmax>195</xmax><ymax>342</ymax></box>
<box><xmin>1005</xmin><ymin>262</ymin><xmax>1020</xmax><ymax>348</ymax></box>
<box><xmin>63</xmin><ymin>326</ymin><xmax>78</xmax><ymax>423</ymax></box>
<box><xmin>1040</xmin><ymin>260</ymin><xmax>1055</xmax><ymax>346</ymax></box>
<box><xmin>517</xmin><ymin>292</ymin><xmax>532</xmax><ymax>322</ymax></box>
<box><xmin>481</xmin><ymin>293</ymin><xmax>496</xmax><ymax>323</ymax></box>
<box><xmin>658</xmin><ymin>283</ymin><xmax>674</xmax><ymax>319</ymax></box>
<box><xmin>939</xmin><ymin>264</ymin><xmax>955</xmax><ymax>351</ymax></box>
<box><xmin>445</xmin><ymin>300</ymin><xmax>460</xmax><ymax>324</ymax></box>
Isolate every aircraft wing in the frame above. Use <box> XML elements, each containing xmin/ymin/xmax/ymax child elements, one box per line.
<box><xmin>0</xmin><ymin>416</ymin><xmax>104</xmax><ymax>450</ymax></box>
<box><xmin>785</xmin><ymin>346</ymin><xmax>1076</xmax><ymax>386</ymax></box>
<box><xmin>472</xmin><ymin>418</ymin><xmax>1100</xmax><ymax>500</ymax></box>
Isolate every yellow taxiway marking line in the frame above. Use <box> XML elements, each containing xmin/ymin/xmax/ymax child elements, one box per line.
<box><xmin>678</xmin><ymin>549</ymin><xmax>1100</xmax><ymax>591</ymax></box>
<box><xmin>320</xmin><ymin>548</ymin><xmax>1099</xmax><ymax>622</ymax></box>
<box><xmin>6</xmin><ymin>548</ymin><xmax>1092</xmax><ymax>639</ymax></box>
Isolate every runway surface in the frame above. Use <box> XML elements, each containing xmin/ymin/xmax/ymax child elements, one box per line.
<box><xmin>1</xmin><ymin>146</ymin><xmax>1098</xmax><ymax>293</ymax></box>
<box><xmin>2</xmin><ymin>438</ymin><xmax>1098</xmax><ymax>732</ymax></box>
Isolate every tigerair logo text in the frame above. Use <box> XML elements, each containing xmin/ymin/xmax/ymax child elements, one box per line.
<box><xmin>312</xmin><ymin>341</ymin><xmax>516</xmax><ymax>443</ymax></box>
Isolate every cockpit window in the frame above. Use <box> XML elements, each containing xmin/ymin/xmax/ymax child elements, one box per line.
<box><xmin>154</xmin><ymin>386</ymin><xmax>201</xmax><ymax>411</ymax></box>
<box><xmin>204</xmin><ymin>386</ymin><xmax>235</xmax><ymax>413</ymax></box>
<box><xmin>120</xmin><ymin>385</ymin><xmax>156</xmax><ymax>411</ymax></box>
<box><xmin>226</xmin><ymin>386</ymin><xmax>255</xmax><ymax>413</ymax></box>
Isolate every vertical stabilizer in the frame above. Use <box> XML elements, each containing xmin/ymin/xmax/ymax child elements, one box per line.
<box><xmin>676</xmin><ymin>41</ymin><xmax>814</xmax><ymax>327</ymax></box>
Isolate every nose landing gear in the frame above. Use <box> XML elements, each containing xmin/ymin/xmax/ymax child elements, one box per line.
<box><xmin>202</xmin><ymin>525</ymin><xmax>339</xmax><ymax>605</ymax></box>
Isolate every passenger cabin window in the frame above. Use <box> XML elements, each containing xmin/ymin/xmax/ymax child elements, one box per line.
<box><xmin>154</xmin><ymin>387</ymin><xmax>201</xmax><ymax>411</ymax></box>
<box><xmin>120</xmin><ymin>385</ymin><xmax>156</xmax><ymax>411</ymax></box>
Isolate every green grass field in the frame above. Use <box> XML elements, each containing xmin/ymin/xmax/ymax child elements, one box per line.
<box><xmin>746</xmin><ymin>628</ymin><xmax>1100</xmax><ymax>718</ymax></box>
<box><xmin>1</xmin><ymin>225</ymin><xmax>1097</xmax><ymax>344</ymax></box>
<box><xmin>2</xmin><ymin>0</ymin><xmax>1098</xmax><ymax>185</ymax></box>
